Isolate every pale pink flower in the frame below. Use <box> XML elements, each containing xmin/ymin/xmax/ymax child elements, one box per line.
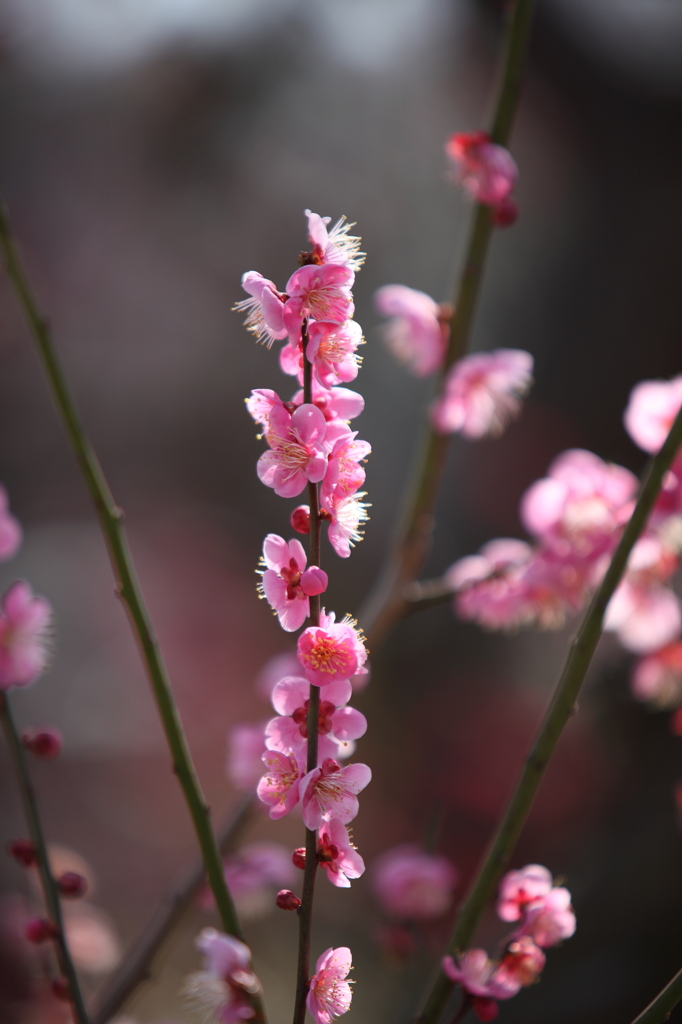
<box><xmin>297</xmin><ymin>610</ymin><xmax>367</xmax><ymax>686</ymax></box>
<box><xmin>624</xmin><ymin>375</ymin><xmax>682</xmax><ymax>454</ymax></box>
<box><xmin>291</xmin><ymin>382</ymin><xmax>365</xmax><ymax>422</ymax></box>
<box><xmin>259</xmin><ymin>535</ymin><xmax>328</xmax><ymax>632</ymax></box>
<box><xmin>317</xmin><ymin>818</ymin><xmax>365</xmax><ymax>888</ymax></box>
<box><xmin>447</xmin><ymin>539</ymin><xmax>536</xmax><ymax>630</ymax></box>
<box><xmin>0</xmin><ymin>486</ymin><xmax>21</xmax><ymax>561</ymax></box>
<box><xmin>494</xmin><ymin>936</ymin><xmax>545</xmax><ymax>987</ymax></box>
<box><xmin>223</xmin><ymin>843</ymin><xmax>295</xmax><ymax>920</ymax></box>
<box><xmin>279</xmin><ymin>341</ymin><xmax>304</xmax><ymax>381</ymax></box>
<box><xmin>445</xmin><ymin>132</ymin><xmax>518</xmax><ymax>206</ymax></box>
<box><xmin>299</xmin><ymin>757</ymin><xmax>371</xmax><ymax>830</ymax></box>
<box><xmin>604</xmin><ymin>580</ymin><xmax>681</xmax><ymax>653</ymax></box>
<box><xmin>442</xmin><ymin>949</ymin><xmax>521</xmax><ymax>1000</ymax></box>
<box><xmin>304</xmin><ymin>210</ymin><xmax>365</xmax><ymax>272</ymax></box>
<box><xmin>226</xmin><ymin>723</ymin><xmax>268</xmax><ymax>791</ymax></box>
<box><xmin>254</xmin><ymin>651</ymin><xmax>301</xmax><ymax>700</ymax></box>
<box><xmin>265</xmin><ymin>675</ymin><xmax>366</xmax><ymax>762</ymax></box>
<box><xmin>372</xmin><ymin>844</ymin><xmax>458</xmax><ymax>920</ymax></box>
<box><xmin>522</xmin><ymin>887</ymin><xmax>576</xmax><ymax>948</ymax></box>
<box><xmin>307</xmin><ymin>320</ymin><xmax>363</xmax><ymax>387</ymax></box>
<box><xmin>306</xmin><ymin>947</ymin><xmax>353</xmax><ymax>1024</ymax></box>
<box><xmin>185</xmin><ymin>928</ymin><xmax>259</xmax><ymax>1024</ymax></box>
<box><xmin>497</xmin><ymin>864</ymin><xmax>553</xmax><ymax>922</ymax></box>
<box><xmin>0</xmin><ymin>582</ymin><xmax>52</xmax><ymax>689</ymax></box>
<box><xmin>257</xmin><ymin>403</ymin><xmax>328</xmax><ymax>498</ymax></box>
<box><xmin>284</xmin><ymin>264</ymin><xmax>355</xmax><ymax>337</ymax></box>
<box><xmin>324</xmin><ymin>491</ymin><xmax>370</xmax><ymax>559</ymax></box>
<box><xmin>256</xmin><ymin>749</ymin><xmax>304</xmax><ymax>819</ymax></box>
<box><xmin>431</xmin><ymin>349</ymin><xmax>533</xmax><ymax>438</ymax></box>
<box><xmin>631</xmin><ymin>642</ymin><xmax>682</xmax><ymax>707</ymax></box>
<box><xmin>234</xmin><ymin>272</ymin><xmax>288</xmax><ymax>348</ymax></box>
<box><xmin>320</xmin><ymin>433</ymin><xmax>371</xmax><ymax>508</ymax></box>
<box><xmin>374</xmin><ymin>285</ymin><xmax>446</xmax><ymax>377</ymax></box>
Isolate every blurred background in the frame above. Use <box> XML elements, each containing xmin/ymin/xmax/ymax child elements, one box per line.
<box><xmin>0</xmin><ymin>0</ymin><xmax>681</xmax><ymax>1021</ymax></box>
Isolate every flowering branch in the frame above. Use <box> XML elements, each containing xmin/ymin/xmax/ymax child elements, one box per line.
<box><xmin>629</xmin><ymin>964</ymin><xmax>682</xmax><ymax>1024</ymax></box>
<box><xmin>0</xmin><ymin>692</ymin><xmax>89</xmax><ymax>1024</ymax></box>
<box><xmin>360</xmin><ymin>0</ymin><xmax>537</xmax><ymax>649</ymax></box>
<box><xmin>415</xmin><ymin>402</ymin><xmax>682</xmax><ymax>1024</ymax></box>
<box><xmin>0</xmin><ymin>202</ymin><xmax>264</xmax><ymax>1019</ymax></box>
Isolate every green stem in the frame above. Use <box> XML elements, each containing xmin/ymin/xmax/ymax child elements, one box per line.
<box><xmin>0</xmin><ymin>202</ymin><xmax>263</xmax><ymax>1020</ymax></box>
<box><xmin>629</xmin><ymin>965</ymin><xmax>682</xmax><ymax>1024</ymax></box>
<box><xmin>360</xmin><ymin>0</ymin><xmax>537</xmax><ymax>651</ymax></box>
<box><xmin>0</xmin><ymin>693</ymin><xmax>89</xmax><ymax>1024</ymax></box>
<box><xmin>416</xmin><ymin>404</ymin><xmax>682</xmax><ymax>1024</ymax></box>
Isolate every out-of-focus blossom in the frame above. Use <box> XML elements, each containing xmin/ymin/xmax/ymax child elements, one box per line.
<box><xmin>299</xmin><ymin>757</ymin><xmax>371</xmax><ymax>830</ymax></box>
<box><xmin>259</xmin><ymin>535</ymin><xmax>328</xmax><ymax>632</ymax></box>
<box><xmin>257</xmin><ymin>749</ymin><xmax>304</xmax><ymax>820</ymax></box>
<box><xmin>222</xmin><ymin>843</ymin><xmax>295</xmax><ymax>921</ymax></box>
<box><xmin>234</xmin><ymin>272</ymin><xmax>288</xmax><ymax>348</ymax></box>
<box><xmin>445</xmin><ymin>132</ymin><xmax>518</xmax><ymax>207</ymax></box>
<box><xmin>317</xmin><ymin>819</ymin><xmax>365</xmax><ymax>888</ymax></box>
<box><xmin>62</xmin><ymin>903</ymin><xmax>121</xmax><ymax>974</ymax></box>
<box><xmin>306</xmin><ymin>947</ymin><xmax>353</xmax><ymax>1024</ymax></box>
<box><xmin>0</xmin><ymin>582</ymin><xmax>52</xmax><ymax>690</ymax></box>
<box><xmin>442</xmin><ymin>949</ymin><xmax>521</xmax><ymax>1000</ymax></box>
<box><xmin>185</xmin><ymin>929</ymin><xmax>259</xmax><ymax>1024</ymax></box>
<box><xmin>284</xmin><ymin>264</ymin><xmax>355</xmax><ymax>338</ymax></box>
<box><xmin>297</xmin><ymin>611</ymin><xmax>367</xmax><ymax>686</ymax></box>
<box><xmin>0</xmin><ymin>486</ymin><xmax>22</xmax><ymax>561</ymax></box>
<box><xmin>522</xmin><ymin>887</ymin><xmax>576</xmax><ymax>948</ymax></box>
<box><xmin>374</xmin><ymin>285</ymin><xmax>446</xmax><ymax>377</ymax></box>
<box><xmin>304</xmin><ymin>211</ymin><xmax>365</xmax><ymax>272</ymax></box>
<box><xmin>257</xmin><ymin>404</ymin><xmax>328</xmax><ymax>499</ymax></box>
<box><xmin>254</xmin><ymin>652</ymin><xmax>300</xmax><ymax>701</ymax></box>
<box><xmin>624</xmin><ymin>375</ymin><xmax>682</xmax><ymax>453</ymax></box>
<box><xmin>632</xmin><ymin>642</ymin><xmax>682</xmax><ymax>707</ymax></box>
<box><xmin>21</xmin><ymin>727</ymin><xmax>62</xmax><ymax>759</ymax></box>
<box><xmin>497</xmin><ymin>864</ymin><xmax>553</xmax><ymax>922</ymax></box>
<box><xmin>226</xmin><ymin>723</ymin><xmax>267</xmax><ymax>791</ymax></box>
<box><xmin>494</xmin><ymin>936</ymin><xmax>545</xmax><ymax>987</ymax></box>
<box><xmin>431</xmin><ymin>350</ymin><xmax>533</xmax><ymax>438</ymax></box>
<box><xmin>372</xmin><ymin>844</ymin><xmax>458</xmax><ymax>920</ymax></box>
<box><xmin>604</xmin><ymin>536</ymin><xmax>681</xmax><ymax>653</ymax></box>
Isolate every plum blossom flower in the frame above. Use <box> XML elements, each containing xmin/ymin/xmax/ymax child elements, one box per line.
<box><xmin>325</xmin><ymin>491</ymin><xmax>370</xmax><ymax>559</ymax></box>
<box><xmin>624</xmin><ymin>375</ymin><xmax>682</xmax><ymax>454</ymax></box>
<box><xmin>254</xmin><ymin>650</ymin><xmax>301</xmax><ymax>700</ymax></box>
<box><xmin>604</xmin><ymin>536</ymin><xmax>681</xmax><ymax>653</ymax></box>
<box><xmin>320</xmin><ymin>433</ymin><xmax>371</xmax><ymax>508</ymax></box>
<box><xmin>297</xmin><ymin>610</ymin><xmax>367</xmax><ymax>686</ymax></box>
<box><xmin>306</xmin><ymin>947</ymin><xmax>353</xmax><ymax>1024</ymax></box>
<box><xmin>185</xmin><ymin>928</ymin><xmax>259</xmax><ymax>1024</ymax></box>
<box><xmin>265</xmin><ymin>676</ymin><xmax>366</xmax><ymax>762</ymax></box>
<box><xmin>494</xmin><ymin>936</ymin><xmax>545</xmax><ymax>987</ymax></box>
<box><xmin>218</xmin><ymin>843</ymin><xmax>295</xmax><ymax>920</ymax></box>
<box><xmin>284</xmin><ymin>264</ymin><xmax>355</xmax><ymax>338</ymax></box>
<box><xmin>317</xmin><ymin>818</ymin><xmax>365</xmax><ymax>888</ymax></box>
<box><xmin>631</xmin><ymin>642</ymin><xmax>682</xmax><ymax>707</ymax></box>
<box><xmin>497</xmin><ymin>864</ymin><xmax>553</xmax><ymax>922</ymax></box>
<box><xmin>304</xmin><ymin>211</ymin><xmax>365</xmax><ymax>272</ymax></box>
<box><xmin>259</xmin><ymin>535</ymin><xmax>328</xmax><ymax>632</ymax></box>
<box><xmin>0</xmin><ymin>582</ymin><xmax>52</xmax><ymax>689</ymax></box>
<box><xmin>431</xmin><ymin>349</ymin><xmax>533</xmax><ymax>438</ymax></box>
<box><xmin>522</xmin><ymin>887</ymin><xmax>576</xmax><ymax>948</ymax></box>
<box><xmin>307</xmin><ymin>320</ymin><xmax>363</xmax><ymax>387</ymax></box>
<box><xmin>257</xmin><ymin>749</ymin><xmax>304</xmax><ymax>819</ymax></box>
<box><xmin>257</xmin><ymin>403</ymin><xmax>328</xmax><ymax>498</ymax></box>
<box><xmin>374</xmin><ymin>285</ymin><xmax>446</xmax><ymax>377</ymax></box>
<box><xmin>291</xmin><ymin>382</ymin><xmax>365</xmax><ymax>422</ymax></box>
<box><xmin>226</xmin><ymin>723</ymin><xmax>268</xmax><ymax>791</ymax></box>
<box><xmin>299</xmin><ymin>757</ymin><xmax>371</xmax><ymax>830</ymax></box>
<box><xmin>442</xmin><ymin>949</ymin><xmax>521</xmax><ymax>1001</ymax></box>
<box><xmin>234</xmin><ymin>272</ymin><xmax>288</xmax><ymax>348</ymax></box>
<box><xmin>0</xmin><ymin>486</ymin><xmax>21</xmax><ymax>561</ymax></box>
<box><xmin>445</xmin><ymin>132</ymin><xmax>518</xmax><ymax>207</ymax></box>
<box><xmin>372</xmin><ymin>844</ymin><xmax>458</xmax><ymax>920</ymax></box>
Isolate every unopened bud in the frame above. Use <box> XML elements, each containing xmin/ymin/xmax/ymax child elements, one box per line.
<box><xmin>472</xmin><ymin>997</ymin><xmax>498</xmax><ymax>1022</ymax></box>
<box><xmin>492</xmin><ymin>197</ymin><xmax>518</xmax><ymax>228</ymax></box>
<box><xmin>290</xmin><ymin>505</ymin><xmax>310</xmax><ymax>535</ymax></box>
<box><xmin>8</xmin><ymin>839</ymin><xmax>38</xmax><ymax>867</ymax></box>
<box><xmin>22</xmin><ymin>728</ymin><xmax>62</xmax><ymax>759</ymax></box>
<box><xmin>57</xmin><ymin>871</ymin><xmax>87</xmax><ymax>898</ymax></box>
<box><xmin>292</xmin><ymin>848</ymin><xmax>306</xmax><ymax>870</ymax></box>
<box><xmin>51</xmin><ymin>977</ymin><xmax>71</xmax><ymax>1002</ymax></box>
<box><xmin>25</xmin><ymin>918</ymin><xmax>58</xmax><ymax>944</ymax></box>
<box><xmin>275</xmin><ymin>889</ymin><xmax>302</xmax><ymax>911</ymax></box>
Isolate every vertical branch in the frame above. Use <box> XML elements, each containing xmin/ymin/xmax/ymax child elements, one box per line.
<box><xmin>293</xmin><ymin>321</ymin><xmax>321</xmax><ymax>1024</ymax></box>
<box><xmin>0</xmin><ymin>693</ymin><xmax>89</xmax><ymax>1024</ymax></box>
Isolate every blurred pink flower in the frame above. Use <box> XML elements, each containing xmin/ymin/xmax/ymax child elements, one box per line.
<box><xmin>431</xmin><ymin>349</ymin><xmax>533</xmax><ymax>438</ymax></box>
<box><xmin>374</xmin><ymin>285</ymin><xmax>446</xmax><ymax>377</ymax></box>
<box><xmin>226</xmin><ymin>723</ymin><xmax>268</xmax><ymax>791</ymax></box>
<box><xmin>624</xmin><ymin>375</ymin><xmax>682</xmax><ymax>453</ymax></box>
<box><xmin>442</xmin><ymin>949</ymin><xmax>521</xmax><ymax>1001</ymax></box>
<box><xmin>497</xmin><ymin>864</ymin><xmax>553</xmax><ymax>922</ymax></box>
<box><xmin>234</xmin><ymin>272</ymin><xmax>288</xmax><ymax>348</ymax></box>
<box><xmin>317</xmin><ymin>818</ymin><xmax>365</xmax><ymax>888</ymax></box>
<box><xmin>306</xmin><ymin>947</ymin><xmax>353</xmax><ymax>1024</ymax></box>
<box><xmin>604</xmin><ymin>535</ymin><xmax>681</xmax><ymax>653</ymax></box>
<box><xmin>445</xmin><ymin>132</ymin><xmax>518</xmax><ymax>207</ymax></box>
<box><xmin>0</xmin><ymin>486</ymin><xmax>21</xmax><ymax>561</ymax></box>
<box><xmin>372</xmin><ymin>844</ymin><xmax>458</xmax><ymax>920</ymax></box>
<box><xmin>300</xmin><ymin>757</ymin><xmax>371</xmax><ymax>830</ymax></box>
<box><xmin>254</xmin><ymin>651</ymin><xmax>300</xmax><ymax>700</ymax></box>
<box><xmin>222</xmin><ymin>843</ymin><xmax>295</xmax><ymax>920</ymax></box>
<box><xmin>297</xmin><ymin>611</ymin><xmax>366</xmax><ymax>686</ymax></box>
<box><xmin>0</xmin><ymin>582</ymin><xmax>52</xmax><ymax>689</ymax></box>
<box><xmin>631</xmin><ymin>642</ymin><xmax>682</xmax><ymax>707</ymax></box>
<box><xmin>522</xmin><ymin>887</ymin><xmax>576</xmax><ymax>948</ymax></box>
<box><xmin>185</xmin><ymin>928</ymin><xmax>259</xmax><ymax>1024</ymax></box>
<box><xmin>495</xmin><ymin>936</ymin><xmax>545</xmax><ymax>986</ymax></box>
<box><xmin>259</xmin><ymin>534</ymin><xmax>328</xmax><ymax>632</ymax></box>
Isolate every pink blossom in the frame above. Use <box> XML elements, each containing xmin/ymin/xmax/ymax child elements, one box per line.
<box><xmin>374</xmin><ymin>285</ymin><xmax>446</xmax><ymax>377</ymax></box>
<box><xmin>631</xmin><ymin>642</ymin><xmax>682</xmax><ymax>707</ymax></box>
<box><xmin>372</xmin><ymin>844</ymin><xmax>458</xmax><ymax>920</ymax></box>
<box><xmin>265</xmin><ymin>675</ymin><xmax>366</xmax><ymax>762</ymax></box>
<box><xmin>256</xmin><ymin>749</ymin><xmax>304</xmax><ymax>819</ymax></box>
<box><xmin>306</xmin><ymin>947</ymin><xmax>353</xmax><ymax>1024</ymax></box>
<box><xmin>226</xmin><ymin>723</ymin><xmax>268</xmax><ymax>791</ymax></box>
<box><xmin>445</xmin><ymin>132</ymin><xmax>518</xmax><ymax>207</ymax></box>
<box><xmin>604</xmin><ymin>580</ymin><xmax>681</xmax><ymax>653</ymax></box>
<box><xmin>297</xmin><ymin>610</ymin><xmax>367</xmax><ymax>686</ymax></box>
<box><xmin>259</xmin><ymin>535</ymin><xmax>328</xmax><ymax>632</ymax></box>
<box><xmin>0</xmin><ymin>486</ymin><xmax>21</xmax><ymax>561</ymax></box>
<box><xmin>304</xmin><ymin>211</ymin><xmax>365</xmax><ymax>272</ymax></box>
<box><xmin>494</xmin><ymin>936</ymin><xmax>545</xmax><ymax>987</ymax></box>
<box><xmin>284</xmin><ymin>264</ymin><xmax>355</xmax><ymax>337</ymax></box>
<box><xmin>320</xmin><ymin>433</ymin><xmax>371</xmax><ymax>508</ymax></box>
<box><xmin>223</xmin><ymin>843</ymin><xmax>295</xmax><ymax>919</ymax></box>
<box><xmin>431</xmin><ymin>349</ymin><xmax>533</xmax><ymax>438</ymax></box>
<box><xmin>257</xmin><ymin>403</ymin><xmax>328</xmax><ymax>498</ymax></box>
<box><xmin>624</xmin><ymin>375</ymin><xmax>682</xmax><ymax>454</ymax></box>
<box><xmin>234</xmin><ymin>272</ymin><xmax>288</xmax><ymax>348</ymax></box>
<box><xmin>324</xmin><ymin>491</ymin><xmax>370</xmax><ymax>559</ymax></box>
<box><xmin>186</xmin><ymin>928</ymin><xmax>259</xmax><ymax>1024</ymax></box>
<box><xmin>0</xmin><ymin>582</ymin><xmax>52</xmax><ymax>689</ymax></box>
<box><xmin>291</xmin><ymin>382</ymin><xmax>365</xmax><ymax>422</ymax></box>
<box><xmin>254</xmin><ymin>651</ymin><xmax>301</xmax><ymax>700</ymax></box>
<box><xmin>299</xmin><ymin>757</ymin><xmax>371</xmax><ymax>830</ymax></box>
<box><xmin>522</xmin><ymin>887</ymin><xmax>576</xmax><ymax>948</ymax></box>
<box><xmin>245</xmin><ymin>389</ymin><xmax>290</xmax><ymax>433</ymax></box>
<box><xmin>497</xmin><ymin>864</ymin><xmax>553</xmax><ymax>922</ymax></box>
<box><xmin>317</xmin><ymin>818</ymin><xmax>365</xmax><ymax>888</ymax></box>
<box><xmin>307</xmin><ymin>320</ymin><xmax>363</xmax><ymax>387</ymax></box>
<box><xmin>442</xmin><ymin>950</ymin><xmax>521</xmax><ymax>1001</ymax></box>
<box><xmin>447</xmin><ymin>539</ymin><xmax>537</xmax><ymax>630</ymax></box>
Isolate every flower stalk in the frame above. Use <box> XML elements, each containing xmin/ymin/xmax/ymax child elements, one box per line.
<box><xmin>629</xmin><ymin>964</ymin><xmax>682</xmax><ymax>1024</ymax></box>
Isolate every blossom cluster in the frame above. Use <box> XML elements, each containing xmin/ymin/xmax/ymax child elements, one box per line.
<box><xmin>443</xmin><ymin>864</ymin><xmax>576</xmax><ymax>1021</ymax></box>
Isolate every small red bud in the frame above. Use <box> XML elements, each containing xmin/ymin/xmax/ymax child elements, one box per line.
<box><xmin>491</xmin><ymin>197</ymin><xmax>518</xmax><ymax>228</ymax></box>
<box><xmin>57</xmin><ymin>871</ymin><xmax>87</xmax><ymax>898</ymax></box>
<box><xmin>8</xmin><ymin>838</ymin><xmax>38</xmax><ymax>867</ymax></box>
<box><xmin>290</xmin><ymin>505</ymin><xmax>311</xmax><ymax>535</ymax></box>
<box><xmin>51</xmin><ymin>977</ymin><xmax>71</xmax><ymax>1002</ymax></box>
<box><xmin>472</xmin><ymin>997</ymin><xmax>499</xmax><ymax>1022</ymax></box>
<box><xmin>21</xmin><ymin>728</ymin><xmax>62</xmax><ymax>759</ymax></box>
<box><xmin>275</xmin><ymin>889</ymin><xmax>302</xmax><ymax>911</ymax></box>
<box><xmin>25</xmin><ymin>918</ymin><xmax>58</xmax><ymax>944</ymax></box>
<box><xmin>292</xmin><ymin>848</ymin><xmax>306</xmax><ymax>870</ymax></box>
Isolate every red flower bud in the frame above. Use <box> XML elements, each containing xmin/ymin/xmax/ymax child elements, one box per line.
<box><xmin>290</xmin><ymin>505</ymin><xmax>311</xmax><ymax>535</ymax></box>
<box><xmin>472</xmin><ymin>997</ymin><xmax>498</xmax><ymax>1022</ymax></box>
<box><xmin>51</xmin><ymin>977</ymin><xmax>71</xmax><ymax>1002</ymax></box>
<box><xmin>275</xmin><ymin>889</ymin><xmax>302</xmax><ymax>911</ymax></box>
<box><xmin>292</xmin><ymin>848</ymin><xmax>306</xmax><ymax>870</ymax></box>
<box><xmin>25</xmin><ymin>918</ymin><xmax>58</xmax><ymax>944</ymax></box>
<box><xmin>8</xmin><ymin>838</ymin><xmax>38</xmax><ymax>867</ymax></box>
<box><xmin>22</xmin><ymin>728</ymin><xmax>62</xmax><ymax>759</ymax></box>
<box><xmin>57</xmin><ymin>871</ymin><xmax>87</xmax><ymax>898</ymax></box>
<box><xmin>492</xmin><ymin>197</ymin><xmax>519</xmax><ymax>228</ymax></box>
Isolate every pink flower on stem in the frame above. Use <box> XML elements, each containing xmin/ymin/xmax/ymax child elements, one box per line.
<box><xmin>307</xmin><ymin>320</ymin><xmax>363</xmax><ymax>387</ymax></box>
<box><xmin>372</xmin><ymin>844</ymin><xmax>458</xmax><ymax>920</ymax></box>
<box><xmin>522</xmin><ymin>887</ymin><xmax>576</xmax><ymax>948</ymax></box>
<box><xmin>431</xmin><ymin>349</ymin><xmax>533</xmax><ymax>438</ymax></box>
<box><xmin>299</xmin><ymin>757</ymin><xmax>371</xmax><ymax>830</ymax></box>
<box><xmin>0</xmin><ymin>582</ymin><xmax>52</xmax><ymax>689</ymax></box>
<box><xmin>284</xmin><ymin>264</ymin><xmax>355</xmax><ymax>338</ymax></box>
<box><xmin>234</xmin><ymin>272</ymin><xmax>288</xmax><ymax>348</ymax></box>
<box><xmin>0</xmin><ymin>486</ymin><xmax>21</xmax><ymax>561</ymax></box>
<box><xmin>374</xmin><ymin>285</ymin><xmax>447</xmax><ymax>377</ymax></box>
<box><xmin>256</xmin><ymin>749</ymin><xmax>304</xmax><ymax>820</ymax></box>
<box><xmin>442</xmin><ymin>949</ymin><xmax>521</xmax><ymax>1001</ymax></box>
<box><xmin>631</xmin><ymin>642</ymin><xmax>682</xmax><ymax>707</ymax></box>
<box><xmin>297</xmin><ymin>610</ymin><xmax>367</xmax><ymax>686</ymax></box>
<box><xmin>306</xmin><ymin>947</ymin><xmax>353</xmax><ymax>1024</ymax></box>
<box><xmin>624</xmin><ymin>375</ymin><xmax>682</xmax><ymax>454</ymax></box>
<box><xmin>320</xmin><ymin>433</ymin><xmax>371</xmax><ymax>508</ymax></box>
<box><xmin>494</xmin><ymin>936</ymin><xmax>545</xmax><ymax>986</ymax></box>
<box><xmin>226</xmin><ymin>723</ymin><xmax>268</xmax><ymax>791</ymax></box>
<box><xmin>445</xmin><ymin>132</ymin><xmax>518</xmax><ymax>207</ymax></box>
<box><xmin>185</xmin><ymin>928</ymin><xmax>259</xmax><ymax>1024</ymax></box>
<box><xmin>447</xmin><ymin>539</ymin><xmax>535</xmax><ymax>630</ymax></box>
<box><xmin>317</xmin><ymin>818</ymin><xmax>365</xmax><ymax>888</ymax></box>
<box><xmin>291</xmin><ymin>381</ymin><xmax>365</xmax><ymax>422</ymax></box>
<box><xmin>257</xmin><ymin>403</ymin><xmax>328</xmax><ymax>498</ymax></box>
<box><xmin>324</xmin><ymin>491</ymin><xmax>370</xmax><ymax>559</ymax></box>
<box><xmin>497</xmin><ymin>864</ymin><xmax>553</xmax><ymax>922</ymax></box>
<box><xmin>266</xmin><ymin>675</ymin><xmax>367</xmax><ymax>762</ymax></box>
<box><xmin>304</xmin><ymin>210</ymin><xmax>365</xmax><ymax>272</ymax></box>
<box><xmin>259</xmin><ymin>534</ymin><xmax>328</xmax><ymax>632</ymax></box>
<box><xmin>604</xmin><ymin>536</ymin><xmax>681</xmax><ymax>653</ymax></box>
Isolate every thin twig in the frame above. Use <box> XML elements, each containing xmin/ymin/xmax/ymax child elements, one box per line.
<box><xmin>0</xmin><ymin>693</ymin><xmax>90</xmax><ymax>1024</ymax></box>
<box><xmin>91</xmin><ymin>796</ymin><xmax>254</xmax><ymax>1024</ymax></box>
<box><xmin>360</xmin><ymin>0</ymin><xmax>537</xmax><ymax>651</ymax></box>
<box><xmin>415</xmin><ymin>403</ymin><xmax>682</xmax><ymax>1024</ymax></box>
<box><xmin>629</xmin><ymin>964</ymin><xmax>682</xmax><ymax>1024</ymax></box>
<box><xmin>0</xmin><ymin>202</ymin><xmax>264</xmax><ymax>1022</ymax></box>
